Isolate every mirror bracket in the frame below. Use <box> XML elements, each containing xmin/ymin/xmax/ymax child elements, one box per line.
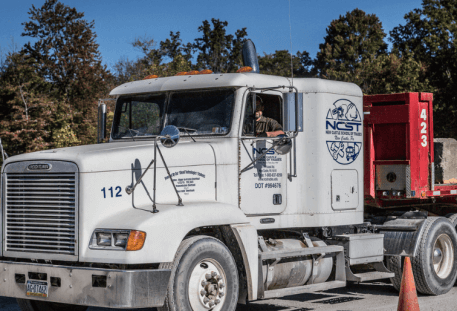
<box><xmin>125</xmin><ymin>125</ymin><xmax>183</xmax><ymax>213</ymax></box>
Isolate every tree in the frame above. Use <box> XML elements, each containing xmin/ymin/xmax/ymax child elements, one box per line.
<box><xmin>194</xmin><ymin>19</ymin><xmax>247</xmax><ymax>73</ymax></box>
<box><xmin>114</xmin><ymin>32</ymin><xmax>194</xmax><ymax>83</ymax></box>
<box><xmin>161</xmin><ymin>31</ymin><xmax>193</xmax><ymax>63</ymax></box>
<box><xmin>315</xmin><ymin>9</ymin><xmax>388</xmax><ymax>83</ymax></box>
<box><xmin>259</xmin><ymin>50</ymin><xmax>314</xmax><ymax>78</ymax></box>
<box><xmin>113</xmin><ymin>20</ymin><xmax>248</xmax><ymax>81</ymax></box>
<box><xmin>0</xmin><ymin>52</ymin><xmax>78</xmax><ymax>159</ymax></box>
<box><xmin>21</xmin><ymin>0</ymin><xmax>111</xmax><ymax>112</ymax></box>
<box><xmin>157</xmin><ymin>31</ymin><xmax>193</xmax><ymax>76</ymax></box>
<box><xmin>18</xmin><ymin>0</ymin><xmax>114</xmax><ymax>146</ymax></box>
<box><xmin>357</xmin><ymin>50</ymin><xmax>433</xmax><ymax>94</ymax></box>
<box><xmin>390</xmin><ymin>0</ymin><xmax>457</xmax><ymax>139</ymax></box>
<box><xmin>112</xmin><ymin>56</ymin><xmax>145</xmax><ymax>85</ymax></box>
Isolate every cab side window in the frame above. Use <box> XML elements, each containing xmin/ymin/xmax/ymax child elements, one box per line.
<box><xmin>242</xmin><ymin>93</ymin><xmax>283</xmax><ymax>137</ymax></box>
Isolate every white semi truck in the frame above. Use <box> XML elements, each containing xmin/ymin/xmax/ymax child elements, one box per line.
<box><xmin>1</xmin><ymin>40</ymin><xmax>457</xmax><ymax>311</ymax></box>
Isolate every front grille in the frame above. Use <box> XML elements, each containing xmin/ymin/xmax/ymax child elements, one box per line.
<box><xmin>4</xmin><ymin>162</ymin><xmax>78</xmax><ymax>256</ymax></box>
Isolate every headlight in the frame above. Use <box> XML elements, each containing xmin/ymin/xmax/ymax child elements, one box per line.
<box><xmin>114</xmin><ymin>233</ymin><xmax>129</xmax><ymax>247</ymax></box>
<box><xmin>96</xmin><ymin>232</ymin><xmax>112</xmax><ymax>246</ymax></box>
<box><xmin>89</xmin><ymin>229</ymin><xmax>146</xmax><ymax>251</ymax></box>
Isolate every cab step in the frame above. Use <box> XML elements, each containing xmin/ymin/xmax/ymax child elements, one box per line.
<box><xmin>345</xmin><ymin>262</ymin><xmax>395</xmax><ymax>283</ymax></box>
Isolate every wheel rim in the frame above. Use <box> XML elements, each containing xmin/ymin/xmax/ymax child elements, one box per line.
<box><xmin>433</xmin><ymin>234</ymin><xmax>454</xmax><ymax>279</ymax></box>
<box><xmin>188</xmin><ymin>258</ymin><xmax>227</xmax><ymax>311</ymax></box>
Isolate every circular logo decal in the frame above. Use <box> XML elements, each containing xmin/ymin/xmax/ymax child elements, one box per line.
<box><xmin>325</xmin><ymin>99</ymin><xmax>362</xmax><ymax>165</ymax></box>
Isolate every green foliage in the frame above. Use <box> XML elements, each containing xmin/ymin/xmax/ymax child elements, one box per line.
<box><xmin>390</xmin><ymin>0</ymin><xmax>457</xmax><ymax>139</ymax></box>
<box><xmin>357</xmin><ymin>51</ymin><xmax>434</xmax><ymax>94</ymax></box>
<box><xmin>0</xmin><ymin>52</ymin><xmax>76</xmax><ymax>156</ymax></box>
<box><xmin>18</xmin><ymin>0</ymin><xmax>113</xmax><ymax>148</ymax></box>
<box><xmin>113</xmin><ymin>20</ymin><xmax>249</xmax><ymax>81</ymax></box>
<box><xmin>21</xmin><ymin>0</ymin><xmax>111</xmax><ymax>110</ymax></box>
<box><xmin>194</xmin><ymin>19</ymin><xmax>247</xmax><ymax>73</ymax></box>
<box><xmin>51</xmin><ymin>100</ymin><xmax>81</xmax><ymax>148</ymax></box>
<box><xmin>315</xmin><ymin>8</ymin><xmax>388</xmax><ymax>82</ymax></box>
<box><xmin>259</xmin><ymin>50</ymin><xmax>314</xmax><ymax>77</ymax></box>
<box><xmin>114</xmin><ymin>32</ymin><xmax>194</xmax><ymax>83</ymax></box>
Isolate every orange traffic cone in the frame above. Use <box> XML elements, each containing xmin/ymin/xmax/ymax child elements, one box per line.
<box><xmin>397</xmin><ymin>257</ymin><xmax>420</xmax><ymax>311</ymax></box>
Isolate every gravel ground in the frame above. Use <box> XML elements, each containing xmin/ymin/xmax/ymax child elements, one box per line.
<box><xmin>1</xmin><ymin>281</ymin><xmax>457</xmax><ymax>311</ymax></box>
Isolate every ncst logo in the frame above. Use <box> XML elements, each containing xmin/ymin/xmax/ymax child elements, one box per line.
<box><xmin>325</xmin><ymin>99</ymin><xmax>362</xmax><ymax>165</ymax></box>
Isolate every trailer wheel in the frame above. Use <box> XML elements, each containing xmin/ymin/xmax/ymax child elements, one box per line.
<box><xmin>16</xmin><ymin>299</ymin><xmax>87</xmax><ymax>311</ymax></box>
<box><xmin>412</xmin><ymin>217</ymin><xmax>457</xmax><ymax>295</ymax></box>
<box><xmin>158</xmin><ymin>236</ymin><xmax>239</xmax><ymax>311</ymax></box>
<box><xmin>385</xmin><ymin>256</ymin><xmax>403</xmax><ymax>291</ymax></box>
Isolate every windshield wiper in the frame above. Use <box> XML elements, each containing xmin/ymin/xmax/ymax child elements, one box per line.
<box><xmin>127</xmin><ymin>128</ymin><xmax>137</xmax><ymax>141</ymax></box>
<box><xmin>177</xmin><ymin>127</ymin><xmax>197</xmax><ymax>142</ymax></box>
<box><xmin>119</xmin><ymin>126</ymin><xmax>142</xmax><ymax>141</ymax></box>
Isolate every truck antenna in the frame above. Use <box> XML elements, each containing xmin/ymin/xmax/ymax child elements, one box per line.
<box><xmin>289</xmin><ymin>0</ymin><xmax>294</xmax><ymax>85</ymax></box>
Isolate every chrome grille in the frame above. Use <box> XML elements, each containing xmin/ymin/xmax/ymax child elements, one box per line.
<box><xmin>4</xmin><ymin>162</ymin><xmax>78</xmax><ymax>257</ymax></box>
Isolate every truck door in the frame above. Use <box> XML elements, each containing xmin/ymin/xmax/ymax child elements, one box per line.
<box><xmin>239</xmin><ymin>93</ymin><xmax>288</xmax><ymax>215</ymax></box>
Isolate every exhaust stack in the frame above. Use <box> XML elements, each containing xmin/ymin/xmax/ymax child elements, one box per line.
<box><xmin>242</xmin><ymin>39</ymin><xmax>260</xmax><ymax>73</ymax></box>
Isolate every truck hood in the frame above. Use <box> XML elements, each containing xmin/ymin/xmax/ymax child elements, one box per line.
<box><xmin>1</xmin><ymin>140</ymin><xmax>216</xmax><ymax>173</ymax></box>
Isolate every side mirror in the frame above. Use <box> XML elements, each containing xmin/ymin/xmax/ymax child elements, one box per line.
<box><xmin>0</xmin><ymin>138</ymin><xmax>8</xmax><ymax>162</ymax></box>
<box><xmin>160</xmin><ymin>125</ymin><xmax>180</xmax><ymax>148</ymax></box>
<box><xmin>97</xmin><ymin>103</ymin><xmax>107</xmax><ymax>143</ymax></box>
<box><xmin>283</xmin><ymin>93</ymin><xmax>303</xmax><ymax>132</ymax></box>
<box><xmin>274</xmin><ymin>135</ymin><xmax>292</xmax><ymax>155</ymax></box>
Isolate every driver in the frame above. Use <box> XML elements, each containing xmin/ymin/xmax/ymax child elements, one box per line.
<box><xmin>255</xmin><ymin>103</ymin><xmax>285</xmax><ymax>137</ymax></box>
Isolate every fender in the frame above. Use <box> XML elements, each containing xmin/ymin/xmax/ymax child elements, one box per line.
<box><xmin>378</xmin><ymin>218</ymin><xmax>428</xmax><ymax>257</ymax></box>
<box><xmin>230</xmin><ymin>224</ymin><xmax>259</xmax><ymax>301</ymax></box>
<box><xmin>81</xmin><ymin>202</ymin><xmax>249</xmax><ymax>264</ymax></box>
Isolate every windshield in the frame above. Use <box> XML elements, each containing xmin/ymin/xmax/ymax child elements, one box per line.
<box><xmin>165</xmin><ymin>89</ymin><xmax>234</xmax><ymax>135</ymax></box>
<box><xmin>112</xmin><ymin>94</ymin><xmax>166</xmax><ymax>139</ymax></box>
<box><xmin>112</xmin><ymin>89</ymin><xmax>235</xmax><ymax>139</ymax></box>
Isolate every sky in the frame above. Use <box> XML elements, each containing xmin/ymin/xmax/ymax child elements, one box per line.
<box><xmin>0</xmin><ymin>0</ymin><xmax>423</xmax><ymax>72</ymax></box>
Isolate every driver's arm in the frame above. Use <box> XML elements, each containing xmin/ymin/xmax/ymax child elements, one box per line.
<box><xmin>265</xmin><ymin>118</ymin><xmax>284</xmax><ymax>137</ymax></box>
<box><xmin>267</xmin><ymin>130</ymin><xmax>285</xmax><ymax>137</ymax></box>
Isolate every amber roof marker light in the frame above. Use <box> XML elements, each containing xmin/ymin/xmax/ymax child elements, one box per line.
<box><xmin>186</xmin><ymin>70</ymin><xmax>200</xmax><ymax>75</ymax></box>
<box><xmin>236</xmin><ymin>66</ymin><xmax>253</xmax><ymax>73</ymax></box>
<box><xmin>143</xmin><ymin>75</ymin><xmax>158</xmax><ymax>80</ymax></box>
<box><xmin>198</xmin><ymin>69</ymin><xmax>213</xmax><ymax>75</ymax></box>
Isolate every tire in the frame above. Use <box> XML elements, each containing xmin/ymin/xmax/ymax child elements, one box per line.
<box><xmin>17</xmin><ymin>299</ymin><xmax>87</xmax><ymax>311</ymax></box>
<box><xmin>412</xmin><ymin>217</ymin><xmax>457</xmax><ymax>295</ymax></box>
<box><xmin>446</xmin><ymin>213</ymin><xmax>457</xmax><ymax>285</ymax></box>
<box><xmin>158</xmin><ymin>236</ymin><xmax>239</xmax><ymax>311</ymax></box>
<box><xmin>446</xmin><ymin>213</ymin><xmax>457</xmax><ymax>229</ymax></box>
<box><xmin>385</xmin><ymin>255</ymin><xmax>403</xmax><ymax>292</ymax></box>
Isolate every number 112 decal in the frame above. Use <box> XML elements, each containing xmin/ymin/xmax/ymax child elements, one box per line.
<box><xmin>101</xmin><ymin>186</ymin><xmax>122</xmax><ymax>198</ymax></box>
<box><xmin>420</xmin><ymin>109</ymin><xmax>427</xmax><ymax>147</ymax></box>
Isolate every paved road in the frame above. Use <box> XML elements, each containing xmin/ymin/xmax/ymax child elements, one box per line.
<box><xmin>2</xmin><ymin>281</ymin><xmax>457</xmax><ymax>311</ymax></box>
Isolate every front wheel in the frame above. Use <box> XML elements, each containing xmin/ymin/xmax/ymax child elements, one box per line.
<box><xmin>159</xmin><ymin>236</ymin><xmax>239</xmax><ymax>311</ymax></box>
<box><xmin>17</xmin><ymin>299</ymin><xmax>87</xmax><ymax>311</ymax></box>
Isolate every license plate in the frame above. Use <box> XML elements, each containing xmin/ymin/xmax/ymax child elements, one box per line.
<box><xmin>26</xmin><ymin>280</ymin><xmax>49</xmax><ymax>298</ymax></box>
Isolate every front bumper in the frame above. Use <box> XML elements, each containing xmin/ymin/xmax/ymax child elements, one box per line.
<box><xmin>0</xmin><ymin>261</ymin><xmax>171</xmax><ymax>309</ymax></box>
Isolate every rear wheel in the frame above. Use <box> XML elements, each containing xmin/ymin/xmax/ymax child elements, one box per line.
<box><xmin>158</xmin><ymin>236</ymin><xmax>239</xmax><ymax>311</ymax></box>
<box><xmin>412</xmin><ymin>217</ymin><xmax>457</xmax><ymax>295</ymax></box>
<box><xmin>446</xmin><ymin>213</ymin><xmax>457</xmax><ymax>285</ymax></box>
<box><xmin>17</xmin><ymin>299</ymin><xmax>87</xmax><ymax>311</ymax></box>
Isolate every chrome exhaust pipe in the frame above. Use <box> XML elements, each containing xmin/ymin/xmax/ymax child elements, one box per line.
<box><xmin>242</xmin><ymin>39</ymin><xmax>260</xmax><ymax>73</ymax></box>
